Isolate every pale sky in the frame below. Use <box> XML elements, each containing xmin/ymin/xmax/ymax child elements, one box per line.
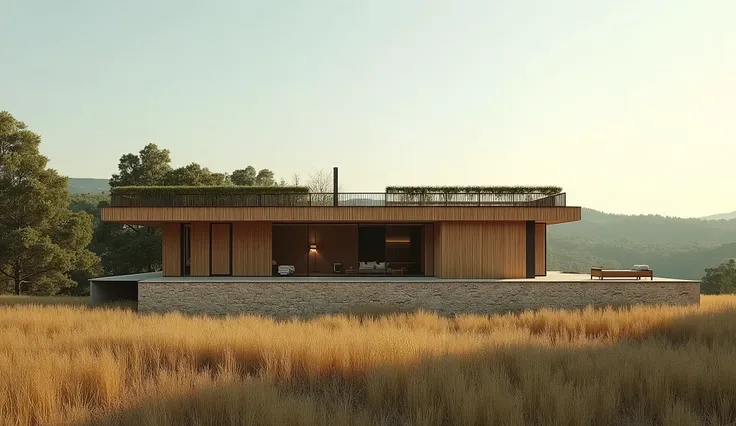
<box><xmin>2</xmin><ymin>1</ymin><xmax>734</xmax><ymax>218</ymax></box>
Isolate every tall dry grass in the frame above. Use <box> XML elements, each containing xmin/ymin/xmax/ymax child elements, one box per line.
<box><xmin>0</xmin><ymin>295</ymin><xmax>89</xmax><ymax>306</ymax></box>
<box><xmin>1</xmin><ymin>296</ymin><xmax>736</xmax><ymax>425</ymax></box>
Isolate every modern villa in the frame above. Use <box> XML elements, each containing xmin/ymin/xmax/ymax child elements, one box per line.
<box><xmin>92</xmin><ymin>169</ymin><xmax>699</xmax><ymax>316</ymax></box>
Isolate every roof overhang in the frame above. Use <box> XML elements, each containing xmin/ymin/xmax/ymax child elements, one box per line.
<box><xmin>101</xmin><ymin>206</ymin><xmax>581</xmax><ymax>225</ymax></box>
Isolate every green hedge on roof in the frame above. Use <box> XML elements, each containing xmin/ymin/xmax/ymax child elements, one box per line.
<box><xmin>111</xmin><ymin>186</ymin><xmax>310</xmax><ymax>195</ymax></box>
<box><xmin>385</xmin><ymin>186</ymin><xmax>562</xmax><ymax>196</ymax></box>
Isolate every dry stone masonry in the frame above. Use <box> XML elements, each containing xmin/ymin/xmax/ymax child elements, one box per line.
<box><xmin>137</xmin><ymin>280</ymin><xmax>700</xmax><ymax>317</ymax></box>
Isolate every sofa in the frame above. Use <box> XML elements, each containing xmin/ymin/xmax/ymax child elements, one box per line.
<box><xmin>277</xmin><ymin>265</ymin><xmax>295</xmax><ymax>276</ymax></box>
<box><xmin>359</xmin><ymin>261</ymin><xmax>386</xmax><ymax>274</ymax></box>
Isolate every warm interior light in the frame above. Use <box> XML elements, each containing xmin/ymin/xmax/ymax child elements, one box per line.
<box><xmin>385</xmin><ymin>238</ymin><xmax>411</xmax><ymax>244</ymax></box>
<box><xmin>309</xmin><ymin>244</ymin><xmax>317</xmax><ymax>251</ymax></box>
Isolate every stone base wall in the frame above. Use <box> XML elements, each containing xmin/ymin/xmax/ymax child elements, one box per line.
<box><xmin>138</xmin><ymin>280</ymin><xmax>700</xmax><ymax>317</ymax></box>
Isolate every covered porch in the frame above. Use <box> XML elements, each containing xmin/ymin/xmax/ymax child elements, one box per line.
<box><xmin>161</xmin><ymin>220</ymin><xmax>550</xmax><ymax>279</ymax></box>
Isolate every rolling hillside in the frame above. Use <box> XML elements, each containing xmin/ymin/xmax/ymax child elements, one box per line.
<box><xmin>548</xmin><ymin>208</ymin><xmax>736</xmax><ymax>279</ymax></box>
<box><xmin>68</xmin><ymin>178</ymin><xmax>109</xmax><ymax>194</ymax></box>
<box><xmin>701</xmin><ymin>211</ymin><xmax>736</xmax><ymax>221</ymax></box>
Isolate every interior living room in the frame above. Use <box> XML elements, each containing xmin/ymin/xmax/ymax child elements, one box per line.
<box><xmin>272</xmin><ymin>223</ymin><xmax>427</xmax><ymax>276</ymax></box>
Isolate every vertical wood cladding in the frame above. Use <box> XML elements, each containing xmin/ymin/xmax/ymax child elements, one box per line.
<box><xmin>535</xmin><ymin>223</ymin><xmax>547</xmax><ymax>276</ymax></box>
<box><xmin>169</xmin><ymin>220</ymin><xmax>529</xmax><ymax>278</ymax></box>
<box><xmin>162</xmin><ymin>223</ymin><xmax>181</xmax><ymax>277</ymax></box>
<box><xmin>526</xmin><ymin>221</ymin><xmax>536</xmax><ymax>278</ymax></box>
<box><xmin>424</xmin><ymin>224</ymin><xmax>434</xmax><ymax>276</ymax></box>
<box><xmin>232</xmin><ymin>222</ymin><xmax>272</xmax><ymax>276</ymax></box>
<box><xmin>102</xmin><ymin>206</ymin><xmax>581</xmax><ymax>224</ymax></box>
<box><xmin>190</xmin><ymin>223</ymin><xmax>210</xmax><ymax>276</ymax></box>
<box><xmin>434</xmin><ymin>222</ymin><xmax>526</xmax><ymax>279</ymax></box>
<box><xmin>210</xmin><ymin>223</ymin><xmax>232</xmax><ymax>275</ymax></box>
<box><xmin>434</xmin><ymin>223</ymin><xmax>443</xmax><ymax>277</ymax></box>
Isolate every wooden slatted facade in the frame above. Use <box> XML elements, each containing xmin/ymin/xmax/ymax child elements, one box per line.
<box><xmin>433</xmin><ymin>222</ymin><xmax>444</xmax><ymax>277</ymax></box>
<box><xmin>535</xmin><ymin>223</ymin><xmax>547</xmax><ymax>276</ymax></box>
<box><xmin>162</xmin><ymin>223</ymin><xmax>181</xmax><ymax>277</ymax></box>
<box><xmin>232</xmin><ymin>222</ymin><xmax>272</xmax><ymax>276</ymax></box>
<box><xmin>156</xmin><ymin>220</ymin><xmax>556</xmax><ymax>279</ymax></box>
<box><xmin>190</xmin><ymin>223</ymin><xmax>210</xmax><ymax>276</ymax></box>
<box><xmin>432</xmin><ymin>222</ymin><xmax>527</xmax><ymax>279</ymax></box>
<box><xmin>210</xmin><ymin>223</ymin><xmax>232</xmax><ymax>276</ymax></box>
<box><xmin>101</xmin><ymin>206</ymin><xmax>580</xmax><ymax>224</ymax></box>
<box><xmin>423</xmin><ymin>224</ymin><xmax>434</xmax><ymax>276</ymax></box>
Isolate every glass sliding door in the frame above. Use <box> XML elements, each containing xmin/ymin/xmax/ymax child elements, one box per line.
<box><xmin>358</xmin><ymin>225</ymin><xmax>386</xmax><ymax>275</ymax></box>
<box><xmin>272</xmin><ymin>224</ymin><xmax>360</xmax><ymax>276</ymax></box>
<box><xmin>386</xmin><ymin>225</ymin><xmax>423</xmax><ymax>275</ymax></box>
<box><xmin>272</xmin><ymin>224</ymin><xmax>309</xmax><ymax>276</ymax></box>
<box><xmin>308</xmin><ymin>224</ymin><xmax>359</xmax><ymax>276</ymax></box>
<box><xmin>272</xmin><ymin>223</ymin><xmax>426</xmax><ymax>277</ymax></box>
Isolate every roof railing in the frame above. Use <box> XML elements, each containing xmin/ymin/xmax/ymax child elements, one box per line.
<box><xmin>109</xmin><ymin>192</ymin><xmax>566</xmax><ymax>207</ymax></box>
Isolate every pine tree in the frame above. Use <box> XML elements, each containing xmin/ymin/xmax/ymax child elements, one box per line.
<box><xmin>0</xmin><ymin>111</ymin><xmax>96</xmax><ymax>295</ymax></box>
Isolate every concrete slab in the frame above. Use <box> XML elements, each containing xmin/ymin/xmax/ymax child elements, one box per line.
<box><xmin>137</xmin><ymin>271</ymin><xmax>696</xmax><ymax>284</ymax></box>
<box><xmin>91</xmin><ymin>272</ymin><xmax>163</xmax><ymax>282</ymax></box>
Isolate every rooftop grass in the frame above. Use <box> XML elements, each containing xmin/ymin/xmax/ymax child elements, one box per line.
<box><xmin>385</xmin><ymin>186</ymin><xmax>563</xmax><ymax>196</ymax></box>
<box><xmin>110</xmin><ymin>186</ymin><xmax>310</xmax><ymax>196</ymax></box>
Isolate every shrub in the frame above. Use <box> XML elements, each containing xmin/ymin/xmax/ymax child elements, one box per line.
<box><xmin>110</xmin><ymin>186</ymin><xmax>309</xmax><ymax>195</ymax></box>
<box><xmin>385</xmin><ymin>186</ymin><xmax>563</xmax><ymax>196</ymax></box>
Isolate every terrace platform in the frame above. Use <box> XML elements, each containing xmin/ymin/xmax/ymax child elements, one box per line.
<box><xmin>91</xmin><ymin>272</ymin><xmax>700</xmax><ymax>317</ymax></box>
<box><xmin>132</xmin><ymin>271</ymin><xmax>692</xmax><ymax>284</ymax></box>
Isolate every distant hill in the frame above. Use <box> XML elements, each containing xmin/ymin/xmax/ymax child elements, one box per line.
<box><xmin>550</xmin><ymin>208</ymin><xmax>736</xmax><ymax>246</ymax></box>
<box><xmin>700</xmin><ymin>211</ymin><xmax>736</xmax><ymax>221</ymax></box>
<box><xmin>68</xmin><ymin>178</ymin><xmax>108</xmax><ymax>194</ymax></box>
<box><xmin>548</xmin><ymin>208</ymin><xmax>736</xmax><ymax>279</ymax></box>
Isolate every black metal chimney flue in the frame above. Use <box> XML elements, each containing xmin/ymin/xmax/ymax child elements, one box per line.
<box><xmin>333</xmin><ymin>167</ymin><xmax>338</xmax><ymax>206</ymax></box>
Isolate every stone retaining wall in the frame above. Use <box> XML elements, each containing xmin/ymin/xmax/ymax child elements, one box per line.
<box><xmin>137</xmin><ymin>280</ymin><xmax>700</xmax><ymax>317</ymax></box>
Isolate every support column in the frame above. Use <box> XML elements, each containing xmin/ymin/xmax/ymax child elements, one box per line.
<box><xmin>333</xmin><ymin>166</ymin><xmax>338</xmax><ymax>206</ymax></box>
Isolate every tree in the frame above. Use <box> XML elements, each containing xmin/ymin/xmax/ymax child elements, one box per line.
<box><xmin>93</xmin><ymin>204</ymin><xmax>162</xmax><ymax>275</ymax></box>
<box><xmin>99</xmin><ymin>144</ymin><xmax>167</xmax><ymax>274</ymax></box>
<box><xmin>231</xmin><ymin>166</ymin><xmax>257</xmax><ymax>186</ymax></box>
<box><xmin>109</xmin><ymin>143</ymin><xmax>172</xmax><ymax>187</ymax></box>
<box><xmin>304</xmin><ymin>169</ymin><xmax>338</xmax><ymax>206</ymax></box>
<box><xmin>67</xmin><ymin>193</ymin><xmax>109</xmax><ymax>295</ymax></box>
<box><xmin>0</xmin><ymin>111</ymin><xmax>97</xmax><ymax>295</ymax></box>
<box><xmin>101</xmin><ymin>146</ymin><xmax>233</xmax><ymax>277</ymax></box>
<box><xmin>70</xmin><ymin>193</ymin><xmax>109</xmax><ymax>221</ymax></box>
<box><xmin>306</xmin><ymin>169</ymin><xmax>335</xmax><ymax>193</ymax></box>
<box><xmin>232</xmin><ymin>166</ymin><xmax>276</xmax><ymax>186</ymax></box>
<box><xmin>163</xmin><ymin>163</ymin><xmax>227</xmax><ymax>186</ymax></box>
<box><xmin>255</xmin><ymin>169</ymin><xmax>275</xmax><ymax>186</ymax></box>
<box><xmin>701</xmin><ymin>260</ymin><xmax>736</xmax><ymax>294</ymax></box>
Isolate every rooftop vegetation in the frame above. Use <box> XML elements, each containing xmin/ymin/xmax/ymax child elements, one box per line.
<box><xmin>385</xmin><ymin>186</ymin><xmax>563</xmax><ymax>196</ymax></box>
<box><xmin>110</xmin><ymin>186</ymin><xmax>310</xmax><ymax>195</ymax></box>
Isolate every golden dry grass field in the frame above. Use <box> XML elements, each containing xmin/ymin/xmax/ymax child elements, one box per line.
<box><xmin>1</xmin><ymin>295</ymin><xmax>736</xmax><ymax>426</ymax></box>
